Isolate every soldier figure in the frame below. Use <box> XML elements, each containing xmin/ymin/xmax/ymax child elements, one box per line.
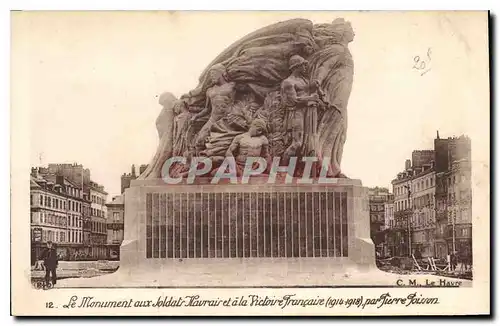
<box><xmin>280</xmin><ymin>55</ymin><xmax>322</xmax><ymax>161</ymax></box>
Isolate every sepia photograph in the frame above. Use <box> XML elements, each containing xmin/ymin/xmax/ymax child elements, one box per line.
<box><xmin>10</xmin><ymin>10</ymin><xmax>490</xmax><ymax>315</ymax></box>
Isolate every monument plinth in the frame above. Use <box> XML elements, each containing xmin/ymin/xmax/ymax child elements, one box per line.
<box><xmin>119</xmin><ymin>178</ymin><xmax>375</xmax><ymax>281</ymax></box>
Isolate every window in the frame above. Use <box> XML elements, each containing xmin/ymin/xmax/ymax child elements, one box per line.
<box><xmin>60</xmin><ymin>232</ymin><xmax>65</xmax><ymax>242</ymax></box>
<box><xmin>113</xmin><ymin>212</ymin><xmax>120</xmax><ymax>222</ymax></box>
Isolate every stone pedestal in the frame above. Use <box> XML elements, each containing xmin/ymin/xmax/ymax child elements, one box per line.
<box><xmin>115</xmin><ymin>178</ymin><xmax>377</xmax><ymax>286</ymax></box>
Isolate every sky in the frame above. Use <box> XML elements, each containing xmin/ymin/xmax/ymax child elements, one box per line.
<box><xmin>12</xmin><ymin>11</ymin><xmax>489</xmax><ymax>198</ymax></box>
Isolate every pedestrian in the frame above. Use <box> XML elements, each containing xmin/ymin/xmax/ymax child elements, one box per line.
<box><xmin>38</xmin><ymin>241</ymin><xmax>58</xmax><ymax>287</ymax></box>
<box><xmin>413</xmin><ymin>248</ymin><xmax>422</xmax><ymax>261</ymax></box>
<box><xmin>450</xmin><ymin>251</ymin><xmax>457</xmax><ymax>271</ymax></box>
<box><xmin>458</xmin><ymin>251</ymin><xmax>466</xmax><ymax>272</ymax></box>
<box><xmin>465</xmin><ymin>251</ymin><xmax>472</xmax><ymax>271</ymax></box>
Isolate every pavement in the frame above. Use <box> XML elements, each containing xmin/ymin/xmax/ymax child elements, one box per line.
<box><xmin>54</xmin><ymin>259</ymin><xmax>473</xmax><ymax>288</ymax></box>
<box><xmin>31</xmin><ymin>260</ymin><xmax>119</xmax><ymax>281</ymax></box>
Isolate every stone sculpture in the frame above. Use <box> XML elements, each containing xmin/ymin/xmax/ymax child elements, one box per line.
<box><xmin>140</xmin><ymin>17</ymin><xmax>355</xmax><ymax>180</ymax></box>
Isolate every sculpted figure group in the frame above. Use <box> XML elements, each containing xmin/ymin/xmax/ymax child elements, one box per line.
<box><xmin>141</xmin><ymin>18</ymin><xmax>355</xmax><ymax>180</ymax></box>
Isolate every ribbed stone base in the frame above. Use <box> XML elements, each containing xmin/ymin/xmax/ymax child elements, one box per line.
<box><xmin>96</xmin><ymin>178</ymin><xmax>376</xmax><ymax>287</ymax></box>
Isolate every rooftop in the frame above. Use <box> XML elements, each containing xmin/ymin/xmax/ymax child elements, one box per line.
<box><xmin>107</xmin><ymin>195</ymin><xmax>124</xmax><ymax>206</ymax></box>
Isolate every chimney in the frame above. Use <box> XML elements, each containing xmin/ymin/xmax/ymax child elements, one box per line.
<box><xmin>405</xmin><ymin>159</ymin><xmax>411</xmax><ymax>171</ymax></box>
<box><xmin>56</xmin><ymin>175</ymin><xmax>64</xmax><ymax>185</ymax></box>
<box><xmin>131</xmin><ymin>164</ymin><xmax>136</xmax><ymax>177</ymax></box>
<box><xmin>436</xmin><ymin>130</ymin><xmax>440</xmax><ymax>139</ymax></box>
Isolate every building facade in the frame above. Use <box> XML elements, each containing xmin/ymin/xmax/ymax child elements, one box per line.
<box><xmin>106</xmin><ymin>195</ymin><xmax>125</xmax><ymax>260</ymax></box>
<box><xmin>389</xmin><ymin>132</ymin><xmax>472</xmax><ymax>259</ymax></box>
<box><xmin>409</xmin><ymin>166</ymin><xmax>436</xmax><ymax>257</ymax></box>
<box><xmin>368</xmin><ymin>187</ymin><xmax>390</xmax><ymax>256</ymax></box>
<box><xmin>392</xmin><ymin>155</ymin><xmax>436</xmax><ymax>258</ymax></box>
<box><xmin>445</xmin><ymin>137</ymin><xmax>472</xmax><ymax>257</ymax></box>
<box><xmin>31</xmin><ymin>164</ymin><xmax>110</xmax><ymax>262</ymax></box>
<box><xmin>392</xmin><ymin>172</ymin><xmax>412</xmax><ymax>257</ymax></box>
<box><xmin>30</xmin><ymin>175</ymin><xmax>68</xmax><ymax>263</ymax></box>
<box><xmin>82</xmin><ymin>199</ymin><xmax>92</xmax><ymax>250</ymax></box>
<box><xmin>90</xmin><ymin>182</ymin><xmax>108</xmax><ymax>259</ymax></box>
<box><xmin>30</xmin><ymin>170</ymin><xmax>87</xmax><ymax>262</ymax></box>
<box><xmin>383</xmin><ymin>194</ymin><xmax>395</xmax><ymax>257</ymax></box>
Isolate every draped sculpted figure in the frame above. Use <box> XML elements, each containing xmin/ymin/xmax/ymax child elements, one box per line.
<box><xmin>140</xmin><ymin>18</ymin><xmax>355</xmax><ymax>180</ymax></box>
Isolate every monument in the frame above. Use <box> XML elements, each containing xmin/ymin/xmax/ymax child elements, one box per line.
<box><xmin>114</xmin><ymin>17</ymin><xmax>380</xmax><ymax>286</ymax></box>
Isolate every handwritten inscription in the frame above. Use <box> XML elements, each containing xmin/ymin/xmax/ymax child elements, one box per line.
<box><xmin>413</xmin><ymin>48</ymin><xmax>432</xmax><ymax>76</ymax></box>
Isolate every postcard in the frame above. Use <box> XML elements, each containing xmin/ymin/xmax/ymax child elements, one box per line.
<box><xmin>10</xmin><ymin>10</ymin><xmax>490</xmax><ymax>316</ymax></box>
